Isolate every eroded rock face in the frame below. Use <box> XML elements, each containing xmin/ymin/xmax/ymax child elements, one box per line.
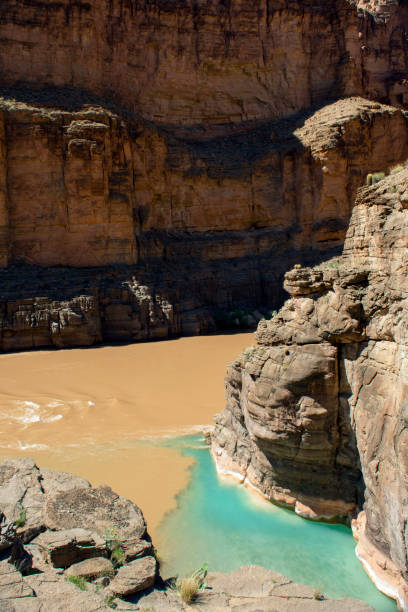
<box><xmin>212</xmin><ymin>165</ymin><xmax>408</xmax><ymax>607</ymax></box>
<box><xmin>1</xmin><ymin>96</ymin><xmax>407</xmax><ymax>268</ymax></box>
<box><xmin>0</xmin><ymin>0</ymin><xmax>407</xmax><ymax>125</ymax></box>
<box><xmin>0</xmin><ymin>0</ymin><xmax>405</xmax><ymax>350</ymax></box>
<box><xmin>0</xmin><ymin>96</ymin><xmax>407</xmax><ymax>350</ymax></box>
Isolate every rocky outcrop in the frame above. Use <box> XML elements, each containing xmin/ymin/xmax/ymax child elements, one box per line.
<box><xmin>0</xmin><ymin>458</ymin><xmax>157</xmax><ymax>608</ymax></box>
<box><xmin>0</xmin><ymin>94</ymin><xmax>407</xmax><ymax>350</ymax></box>
<box><xmin>212</xmin><ymin>164</ymin><xmax>408</xmax><ymax>608</ymax></box>
<box><xmin>0</xmin><ymin>561</ymin><xmax>375</xmax><ymax>611</ymax></box>
<box><xmin>0</xmin><ymin>459</ymin><xmax>374</xmax><ymax>611</ymax></box>
<box><xmin>134</xmin><ymin>565</ymin><xmax>375</xmax><ymax>611</ymax></box>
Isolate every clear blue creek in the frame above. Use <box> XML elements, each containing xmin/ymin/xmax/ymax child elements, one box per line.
<box><xmin>155</xmin><ymin>435</ymin><xmax>396</xmax><ymax>612</ymax></box>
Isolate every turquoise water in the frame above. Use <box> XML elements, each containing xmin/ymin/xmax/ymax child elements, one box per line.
<box><xmin>156</xmin><ymin>435</ymin><xmax>396</xmax><ymax>612</ymax></box>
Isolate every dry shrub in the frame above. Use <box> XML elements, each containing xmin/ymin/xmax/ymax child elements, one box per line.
<box><xmin>171</xmin><ymin>563</ymin><xmax>208</xmax><ymax>604</ymax></box>
<box><xmin>175</xmin><ymin>575</ymin><xmax>201</xmax><ymax>604</ymax></box>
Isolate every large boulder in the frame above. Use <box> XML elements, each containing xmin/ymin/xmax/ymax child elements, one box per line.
<box><xmin>33</xmin><ymin>529</ymin><xmax>107</xmax><ymax>569</ymax></box>
<box><xmin>44</xmin><ymin>485</ymin><xmax>147</xmax><ymax>543</ymax></box>
<box><xmin>106</xmin><ymin>556</ymin><xmax>157</xmax><ymax>597</ymax></box>
<box><xmin>65</xmin><ymin>557</ymin><xmax>114</xmax><ymax>580</ymax></box>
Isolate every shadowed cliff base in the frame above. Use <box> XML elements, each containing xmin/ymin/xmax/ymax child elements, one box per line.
<box><xmin>0</xmin><ymin>245</ymin><xmax>340</xmax><ymax>351</ymax></box>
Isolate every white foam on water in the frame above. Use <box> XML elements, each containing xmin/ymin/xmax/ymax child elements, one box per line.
<box><xmin>22</xmin><ymin>401</ymin><xmax>40</xmax><ymax>409</ymax></box>
<box><xmin>43</xmin><ymin>414</ymin><xmax>63</xmax><ymax>423</ymax></box>
<box><xmin>17</xmin><ymin>441</ymin><xmax>49</xmax><ymax>451</ymax></box>
<box><xmin>47</xmin><ymin>400</ymin><xmax>64</xmax><ymax>408</ymax></box>
<box><xmin>12</xmin><ymin>402</ymin><xmax>42</xmax><ymax>426</ymax></box>
<box><xmin>0</xmin><ymin>400</ymin><xmax>67</xmax><ymax>428</ymax></box>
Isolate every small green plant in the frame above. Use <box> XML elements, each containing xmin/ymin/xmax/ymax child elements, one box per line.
<box><xmin>171</xmin><ymin>563</ymin><xmax>208</xmax><ymax>604</ymax></box>
<box><xmin>66</xmin><ymin>575</ymin><xmax>87</xmax><ymax>591</ymax></box>
<box><xmin>104</xmin><ymin>527</ymin><xmax>117</xmax><ymax>546</ymax></box>
<box><xmin>314</xmin><ymin>588</ymin><xmax>325</xmax><ymax>601</ymax></box>
<box><xmin>366</xmin><ymin>172</ymin><xmax>385</xmax><ymax>186</ymax></box>
<box><xmin>104</xmin><ymin>527</ymin><xmax>125</xmax><ymax>568</ymax></box>
<box><xmin>111</xmin><ymin>545</ymin><xmax>125</xmax><ymax>567</ymax></box>
<box><xmin>15</xmin><ymin>507</ymin><xmax>26</xmax><ymax>528</ymax></box>
<box><xmin>104</xmin><ymin>594</ymin><xmax>118</xmax><ymax>609</ymax></box>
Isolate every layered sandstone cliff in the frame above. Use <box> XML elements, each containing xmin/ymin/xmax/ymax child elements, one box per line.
<box><xmin>1</xmin><ymin>0</ymin><xmax>407</xmax><ymax>125</ymax></box>
<box><xmin>0</xmin><ymin>94</ymin><xmax>407</xmax><ymax>349</ymax></box>
<box><xmin>0</xmin><ymin>0</ymin><xmax>407</xmax><ymax>349</ymax></box>
<box><xmin>212</xmin><ymin>164</ymin><xmax>408</xmax><ymax>608</ymax></box>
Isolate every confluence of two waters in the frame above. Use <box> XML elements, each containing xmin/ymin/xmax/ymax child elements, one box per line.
<box><xmin>155</xmin><ymin>435</ymin><xmax>396</xmax><ymax>612</ymax></box>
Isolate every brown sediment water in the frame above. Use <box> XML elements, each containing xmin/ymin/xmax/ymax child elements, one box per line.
<box><xmin>0</xmin><ymin>333</ymin><xmax>253</xmax><ymax>536</ymax></box>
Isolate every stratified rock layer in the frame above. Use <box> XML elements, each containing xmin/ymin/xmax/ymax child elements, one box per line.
<box><xmin>0</xmin><ymin>0</ymin><xmax>406</xmax><ymax>349</ymax></box>
<box><xmin>2</xmin><ymin>95</ymin><xmax>407</xmax><ymax>267</ymax></box>
<box><xmin>212</xmin><ymin>164</ymin><xmax>408</xmax><ymax>608</ymax></box>
<box><xmin>0</xmin><ymin>0</ymin><xmax>407</xmax><ymax>125</ymax></box>
<box><xmin>0</xmin><ymin>95</ymin><xmax>407</xmax><ymax>350</ymax></box>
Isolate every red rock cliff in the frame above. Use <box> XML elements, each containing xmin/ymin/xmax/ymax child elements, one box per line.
<box><xmin>0</xmin><ymin>0</ymin><xmax>407</xmax><ymax>350</ymax></box>
<box><xmin>1</xmin><ymin>0</ymin><xmax>407</xmax><ymax>124</ymax></box>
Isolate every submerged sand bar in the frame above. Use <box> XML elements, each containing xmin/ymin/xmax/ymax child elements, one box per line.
<box><xmin>0</xmin><ymin>333</ymin><xmax>253</xmax><ymax>535</ymax></box>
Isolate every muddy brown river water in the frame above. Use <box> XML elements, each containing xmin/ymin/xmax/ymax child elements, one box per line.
<box><xmin>0</xmin><ymin>333</ymin><xmax>253</xmax><ymax>537</ymax></box>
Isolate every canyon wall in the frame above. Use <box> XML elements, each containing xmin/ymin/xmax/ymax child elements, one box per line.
<box><xmin>1</xmin><ymin>0</ymin><xmax>408</xmax><ymax>607</ymax></box>
<box><xmin>0</xmin><ymin>0</ymin><xmax>407</xmax><ymax>125</ymax></box>
<box><xmin>0</xmin><ymin>0</ymin><xmax>406</xmax><ymax>349</ymax></box>
<box><xmin>0</xmin><ymin>95</ymin><xmax>407</xmax><ymax>349</ymax></box>
<box><xmin>3</xmin><ymin>95</ymin><xmax>408</xmax><ymax>267</ymax></box>
<box><xmin>212</xmin><ymin>165</ymin><xmax>408</xmax><ymax>608</ymax></box>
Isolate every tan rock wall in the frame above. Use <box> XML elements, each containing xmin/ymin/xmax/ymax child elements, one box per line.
<box><xmin>1</xmin><ymin>97</ymin><xmax>407</xmax><ymax>268</ymax></box>
<box><xmin>0</xmin><ymin>0</ymin><xmax>406</xmax><ymax>126</ymax></box>
<box><xmin>4</xmin><ymin>108</ymin><xmax>137</xmax><ymax>267</ymax></box>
